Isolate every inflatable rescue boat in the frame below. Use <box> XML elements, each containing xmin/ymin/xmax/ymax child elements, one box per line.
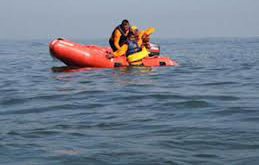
<box><xmin>49</xmin><ymin>38</ymin><xmax>178</xmax><ymax>68</ymax></box>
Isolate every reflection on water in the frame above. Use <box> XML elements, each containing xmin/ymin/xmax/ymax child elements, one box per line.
<box><xmin>51</xmin><ymin>66</ymin><xmax>103</xmax><ymax>73</ymax></box>
<box><xmin>111</xmin><ymin>66</ymin><xmax>156</xmax><ymax>87</ymax></box>
<box><xmin>51</xmin><ymin>66</ymin><xmax>80</xmax><ymax>72</ymax></box>
<box><xmin>113</xmin><ymin>66</ymin><xmax>153</xmax><ymax>76</ymax></box>
<box><xmin>51</xmin><ymin>66</ymin><xmax>153</xmax><ymax>75</ymax></box>
<box><xmin>51</xmin><ymin>66</ymin><xmax>155</xmax><ymax>89</ymax></box>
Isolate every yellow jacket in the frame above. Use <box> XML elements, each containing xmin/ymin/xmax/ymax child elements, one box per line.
<box><xmin>113</xmin><ymin>29</ymin><xmax>129</xmax><ymax>50</ymax></box>
<box><xmin>113</xmin><ymin>44</ymin><xmax>130</xmax><ymax>58</ymax></box>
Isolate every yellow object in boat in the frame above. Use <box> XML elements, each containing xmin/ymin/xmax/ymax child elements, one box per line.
<box><xmin>127</xmin><ymin>47</ymin><xmax>149</xmax><ymax>62</ymax></box>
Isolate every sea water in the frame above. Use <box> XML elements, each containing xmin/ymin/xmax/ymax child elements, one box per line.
<box><xmin>0</xmin><ymin>38</ymin><xmax>259</xmax><ymax>164</ymax></box>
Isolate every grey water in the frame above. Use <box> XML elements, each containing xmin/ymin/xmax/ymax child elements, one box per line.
<box><xmin>0</xmin><ymin>37</ymin><xmax>259</xmax><ymax>165</ymax></box>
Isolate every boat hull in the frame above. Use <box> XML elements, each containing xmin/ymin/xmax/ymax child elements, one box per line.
<box><xmin>49</xmin><ymin>39</ymin><xmax>178</xmax><ymax>68</ymax></box>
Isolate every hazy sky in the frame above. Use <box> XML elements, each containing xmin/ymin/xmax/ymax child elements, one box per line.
<box><xmin>0</xmin><ymin>0</ymin><xmax>259</xmax><ymax>40</ymax></box>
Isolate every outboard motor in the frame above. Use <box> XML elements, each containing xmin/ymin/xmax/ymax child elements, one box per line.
<box><xmin>148</xmin><ymin>43</ymin><xmax>160</xmax><ymax>56</ymax></box>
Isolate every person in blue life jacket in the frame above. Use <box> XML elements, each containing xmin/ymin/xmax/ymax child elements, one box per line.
<box><xmin>108</xmin><ymin>32</ymin><xmax>149</xmax><ymax>65</ymax></box>
<box><xmin>126</xmin><ymin>32</ymin><xmax>142</xmax><ymax>56</ymax></box>
<box><xmin>109</xmin><ymin>19</ymin><xmax>131</xmax><ymax>52</ymax></box>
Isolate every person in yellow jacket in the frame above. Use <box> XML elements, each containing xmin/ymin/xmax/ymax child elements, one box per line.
<box><xmin>109</xmin><ymin>20</ymin><xmax>131</xmax><ymax>52</ymax></box>
<box><xmin>111</xmin><ymin>32</ymin><xmax>149</xmax><ymax>65</ymax></box>
<box><xmin>131</xmin><ymin>26</ymin><xmax>155</xmax><ymax>50</ymax></box>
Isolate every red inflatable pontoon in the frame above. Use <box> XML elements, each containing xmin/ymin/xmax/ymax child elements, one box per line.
<box><xmin>49</xmin><ymin>39</ymin><xmax>178</xmax><ymax>68</ymax></box>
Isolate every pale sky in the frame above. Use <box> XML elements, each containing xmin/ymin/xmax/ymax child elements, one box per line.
<box><xmin>0</xmin><ymin>0</ymin><xmax>258</xmax><ymax>40</ymax></box>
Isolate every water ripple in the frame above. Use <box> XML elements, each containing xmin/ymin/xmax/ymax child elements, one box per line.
<box><xmin>1</xmin><ymin>38</ymin><xmax>259</xmax><ymax>164</ymax></box>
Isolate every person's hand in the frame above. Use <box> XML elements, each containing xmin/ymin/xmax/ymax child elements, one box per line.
<box><xmin>106</xmin><ymin>53</ymin><xmax>113</xmax><ymax>59</ymax></box>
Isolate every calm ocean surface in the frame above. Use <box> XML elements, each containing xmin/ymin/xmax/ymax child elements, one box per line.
<box><xmin>0</xmin><ymin>38</ymin><xmax>259</xmax><ymax>165</ymax></box>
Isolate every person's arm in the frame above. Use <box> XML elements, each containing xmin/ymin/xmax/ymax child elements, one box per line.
<box><xmin>113</xmin><ymin>44</ymin><xmax>128</xmax><ymax>57</ymax></box>
<box><xmin>144</xmin><ymin>28</ymin><xmax>155</xmax><ymax>36</ymax></box>
<box><xmin>137</xmin><ymin>30</ymin><xmax>145</xmax><ymax>47</ymax></box>
<box><xmin>142</xmin><ymin>28</ymin><xmax>155</xmax><ymax>45</ymax></box>
<box><xmin>137</xmin><ymin>28</ymin><xmax>155</xmax><ymax>47</ymax></box>
<box><xmin>114</xmin><ymin>29</ymin><xmax>122</xmax><ymax>50</ymax></box>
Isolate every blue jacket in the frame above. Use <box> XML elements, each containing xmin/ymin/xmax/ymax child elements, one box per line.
<box><xmin>126</xmin><ymin>40</ymin><xmax>141</xmax><ymax>56</ymax></box>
